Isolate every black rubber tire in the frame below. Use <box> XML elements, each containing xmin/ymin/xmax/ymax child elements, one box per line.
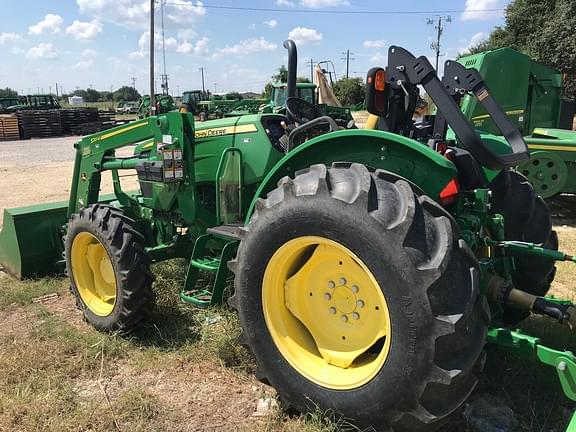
<box><xmin>489</xmin><ymin>170</ymin><xmax>558</xmax><ymax>323</ymax></box>
<box><xmin>199</xmin><ymin>112</ymin><xmax>208</xmax><ymax>122</ymax></box>
<box><xmin>229</xmin><ymin>163</ymin><xmax>489</xmax><ymax>432</ymax></box>
<box><xmin>64</xmin><ymin>204</ymin><xmax>154</xmax><ymax>332</ymax></box>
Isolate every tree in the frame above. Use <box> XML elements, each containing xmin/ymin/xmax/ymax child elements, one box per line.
<box><xmin>0</xmin><ymin>88</ymin><xmax>18</xmax><ymax>98</ymax></box>
<box><xmin>463</xmin><ymin>0</ymin><xmax>576</xmax><ymax>98</ymax></box>
<box><xmin>113</xmin><ymin>86</ymin><xmax>141</xmax><ymax>102</ymax></box>
<box><xmin>224</xmin><ymin>91</ymin><xmax>243</xmax><ymax>100</ymax></box>
<box><xmin>332</xmin><ymin>77</ymin><xmax>365</xmax><ymax>106</ymax></box>
<box><xmin>85</xmin><ymin>88</ymin><xmax>100</xmax><ymax>103</ymax></box>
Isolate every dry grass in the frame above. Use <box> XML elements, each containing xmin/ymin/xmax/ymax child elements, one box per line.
<box><xmin>1</xmin><ymin>199</ymin><xmax>576</xmax><ymax>431</ymax></box>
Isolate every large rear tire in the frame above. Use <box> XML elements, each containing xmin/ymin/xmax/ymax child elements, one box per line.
<box><xmin>65</xmin><ymin>204</ymin><xmax>154</xmax><ymax>332</ymax></box>
<box><xmin>489</xmin><ymin>170</ymin><xmax>558</xmax><ymax>323</ymax></box>
<box><xmin>230</xmin><ymin>163</ymin><xmax>489</xmax><ymax>432</ymax></box>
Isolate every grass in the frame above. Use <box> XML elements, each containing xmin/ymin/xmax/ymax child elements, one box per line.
<box><xmin>1</xmin><ymin>214</ymin><xmax>576</xmax><ymax>431</ymax></box>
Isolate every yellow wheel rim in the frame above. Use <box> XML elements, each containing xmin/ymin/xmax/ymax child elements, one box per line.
<box><xmin>262</xmin><ymin>236</ymin><xmax>391</xmax><ymax>390</ymax></box>
<box><xmin>71</xmin><ymin>232</ymin><xmax>117</xmax><ymax>317</ymax></box>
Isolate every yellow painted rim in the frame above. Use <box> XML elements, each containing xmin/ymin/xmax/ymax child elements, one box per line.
<box><xmin>71</xmin><ymin>232</ymin><xmax>117</xmax><ymax>317</ymax></box>
<box><xmin>262</xmin><ymin>236</ymin><xmax>391</xmax><ymax>390</ymax></box>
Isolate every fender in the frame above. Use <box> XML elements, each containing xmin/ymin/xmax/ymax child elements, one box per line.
<box><xmin>245</xmin><ymin>129</ymin><xmax>457</xmax><ymax>222</ymax></box>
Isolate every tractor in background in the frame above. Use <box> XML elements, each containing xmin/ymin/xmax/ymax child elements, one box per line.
<box><xmin>459</xmin><ymin>48</ymin><xmax>576</xmax><ymax>198</ymax></box>
<box><xmin>2</xmin><ymin>40</ymin><xmax>576</xmax><ymax>431</ymax></box>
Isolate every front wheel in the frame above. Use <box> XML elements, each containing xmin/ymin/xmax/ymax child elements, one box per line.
<box><xmin>230</xmin><ymin>163</ymin><xmax>489</xmax><ymax>432</ymax></box>
<box><xmin>65</xmin><ymin>204</ymin><xmax>154</xmax><ymax>332</ymax></box>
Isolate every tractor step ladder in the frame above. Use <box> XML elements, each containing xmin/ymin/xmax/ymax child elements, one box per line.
<box><xmin>180</xmin><ymin>225</ymin><xmax>241</xmax><ymax>308</ymax></box>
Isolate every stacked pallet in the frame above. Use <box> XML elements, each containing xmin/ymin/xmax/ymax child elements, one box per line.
<box><xmin>18</xmin><ymin>110</ymin><xmax>62</xmax><ymax>139</ymax></box>
<box><xmin>0</xmin><ymin>114</ymin><xmax>20</xmax><ymax>141</ymax></box>
<box><xmin>98</xmin><ymin>110</ymin><xmax>116</xmax><ymax>131</ymax></box>
<box><xmin>60</xmin><ymin>108</ymin><xmax>99</xmax><ymax>135</ymax></box>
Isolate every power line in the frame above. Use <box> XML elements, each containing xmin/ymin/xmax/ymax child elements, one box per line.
<box><xmin>160</xmin><ymin>0</ymin><xmax>169</xmax><ymax>95</ymax></box>
<box><xmin>427</xmin><ymin>15</ymin><xmax>451</xmax><ymax>71</ymax></box>
<box><xmin>341</xmin><ymin>50</ymin><xmax>355</xmax><ymax>80</ymax></box>
<box><xmin>306</xmin><ymin>58</ymin><xmax>314</xmax><ymax>83</ymax></box>
<box><xmin>163</xmin><ymin>2</ymin><xmax>504</xmax><ymax>15</ymax></box>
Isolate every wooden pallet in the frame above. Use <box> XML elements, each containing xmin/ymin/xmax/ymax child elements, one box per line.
<box><xmin>0</xmin><ymin>114</ymin><xmax>20</xmax><ymax>141</ymax></box>
<box><xmin>18</xmin><ymin>110</ymin><xmax>62</xmax><ymax>139</ymax></box>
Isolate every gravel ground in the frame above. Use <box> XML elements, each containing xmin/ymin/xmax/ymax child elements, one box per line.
<box><xmin>0</xmin><ymin>136</ymin><xmax>80</xmax><ymax>166</ymax></box>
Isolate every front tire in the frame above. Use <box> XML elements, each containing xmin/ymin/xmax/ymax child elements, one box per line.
<box><xmin>230</xmin><ymin>163</ymin><xmax>488</xmax><ymax>431</ymax></box>
<box><xmin>65</xmin><ymin>204</ymin><xmax>154</xmax><ymax>332</ymax></box>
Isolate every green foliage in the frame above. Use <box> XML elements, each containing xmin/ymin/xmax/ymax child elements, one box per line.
<box><xmin>463</xmin><ymin>0</ymin><xmax>576</xmax><ymax>98</ymax></box>
<box><xmin>332</xmin><ymin>77</ymin><xmax>365</xmax><ymax>106</ymax></box>
<box><xmin>113</xmin><ymin>85</ymin><xmax>142</xmax><ymax>102</ymax></box>
<box><xmin>224</xmin><ymin>91</ymin><xmax>243</xmax><ymax>100</ymax></box>
<box><xmin>0</xmin><ymin>87</ymin><xmax>18</xmax><ymax>98</ymax></box>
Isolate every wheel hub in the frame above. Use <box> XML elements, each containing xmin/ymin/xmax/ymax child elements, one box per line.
<box><xmin>71</xmin><ymin>232</ymin><xmax>117</xmax><ymax>316</ymax></box>
<box><xmin>263</xmin><ymin>236</ymin><xmax>391</xmax><ymax>389</ymax></box>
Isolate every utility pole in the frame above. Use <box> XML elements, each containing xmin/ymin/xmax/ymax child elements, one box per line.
<box><xmin>55</xmin><ymin>83</ymin><xmax>59</xmax><ymax>98</ymax></box>
<box><xmin>427</xmin><ymin>15</ymin><xmax>451</xmax><ymax>72</ymax></box>
<box><xmin>307</xmin><ymin>58</ymin><xmax>314</xmax><ymax>83</ymax></box>
<box><xmin>199</xmin><ymin>66</ymin><xmax>206</xmax><ymax>92</ymax></box>
<box><xmin>341</xmin><ymin>49</ymin><xmax>355</xmax><ymax>80</ymax></box>
<box><xmin>160</xmin><ymin>0</ymin><xmax>169</xmax><ymax>95</ymax></box>
<box><xmin>149</xmin><ymin>0</ymin><xmax>156</xmax><ymax>116</ymax></box>
<box><xmin>131</xmin><ymin>77</ymin><xmax>137</xmax><ymax>89</ymax></box>
<box><xmin>213</xmin><ymin>82</ymin><xmax>217</xmax><ymax>94</ymax></box>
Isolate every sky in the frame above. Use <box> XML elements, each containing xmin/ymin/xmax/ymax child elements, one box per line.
<box><xmin>0</xmin><ymin>0</ymin><xmax>508</xmax><ymax>96</ymax></box>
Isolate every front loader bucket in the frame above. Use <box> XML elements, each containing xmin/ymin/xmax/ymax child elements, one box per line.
<box><xmin>0</xmin><ymin>201</ymin><xmax>68</xmax><ymax>279</ymax></box>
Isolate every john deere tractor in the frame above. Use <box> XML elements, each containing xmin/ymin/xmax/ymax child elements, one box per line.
<box><xmin>2</xmin><ymin>40</ymin><xmax>576</xmax><ymax>431</ymax></box>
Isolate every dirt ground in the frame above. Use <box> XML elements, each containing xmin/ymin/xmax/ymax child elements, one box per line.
<box><xmin>0</xmin><ymin>136</ymin><xmax>138</xmax><ymax>226</ymax></box>
<box><xmin>1</xmin><ymin>132</ymin><xmax>576</xmax><ymax>431</ymax></box>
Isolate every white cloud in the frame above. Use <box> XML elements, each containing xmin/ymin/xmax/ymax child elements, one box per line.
<box><xmin>77</xmin><ymin>0</ymin><xmax>206</xmax><ymax>30</ymax></box>
<box><xmin>130</xmin><ymin>31</ymin><xmax>209</xmax><ymax>58</ymax></box>
<box><xmin>177</xmin><ymin>29</ymin><xmax>197</xmax><ymax>41</ymax></box>
<box><xmin>73</xmin><ymin>59</ymin><xmax>94</xmax><ymax>69</ymax></box>
<box><xmin>215</xmin><ymin>37</ymin><xmax>277</xmax><ymax>56</ymax></box>
<box><xmin>29</xmin><ymin>14</ymin><xmax>63</xmax><ymax>35</ymax></box>
<box><xmin>457</xmin><ymin>31</ymin><xmax>487</xmax><ymax>54</ymax></box>
<box><xmin>248</xmin><ymin>23</ymin><xmax>256</xmax><ymax>30</ymax></box>
<box><xmin>0</xmin><ymin>33</ymin><xmax>21</xmax><ymax>45</ymax></box>
<box><xmin>82</xmin><ymin>48</ymin><xmax>98</xmax><ymax>57</ymax></box>
<box><xmin>370</xmin><ymin>52</ymin><xmax>387</xmax><ymax>63</ymax></box>
<box><xmin>26</xmin><ymin>42</ymin><xmax>58</xmax><ymax>60</ymax></box>
<box><xmin>276</xmin><ymin>0</ymin><xmax>296</xmax><ymax>6</ymax></box>
<box><xmin>177</xmin><ymin>36</ymin><xmax>209</xmax><ymax>55</ymax></box>
<box><xmin>287</xmin><ymin>27</ymin><xmax>322</xmax><ymax>46</ymax></box>
<box><xmin>264</xmin><ymin>19</ymin><xmax>278</xmax><ymax>28</ymax></box>
<box><xmin>300</xmin><ymin>0</ymin><xmax>349</xmax><ymax>7</ymax></box>
<box><xmin>363</xmin><ymin>39</ymin><xmax>386</xmax><ymax>49</ymax></box>
<box><xmin>461</xmin><ymin>0</ymin><xmax>501</xmax><ymax>21</ymax></box>
<box><xmin>66</xmin><ymin>20</ymin><xmax>103</xmax><ymax>40</ymax></box>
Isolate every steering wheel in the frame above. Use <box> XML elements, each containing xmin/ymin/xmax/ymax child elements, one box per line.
<box><xmin>285</xmin><ymin>97</ymin><xmax>324</xmax><ymax>124</ymax></box>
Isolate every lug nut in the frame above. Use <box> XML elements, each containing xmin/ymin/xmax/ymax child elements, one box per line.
<box><xmin>328</xmin><ymin>281</ymin><xmax>335</xmax><ymax>289</ymax></box>
<box><xmin>329</xmin><ymin>307</ymin><xmax>336</xmax><ymax>314</ymax></box>
<box><xmin>558</xmin><ymin>361</ymin><xmax>567</xmax><ymax>371</ymax></box>
<box><xmin>352</xmin><ymin>312</ymin><xmax>360</xmax><ymax>320</ymax></box>
<box><xmin>339</xmin><ymin>277</ymin><xmax>347</xmax><ymax>285</ymax></box>
<box><xmin>324</xmin><ymin>293</ymin><xmax>332</xmax><ymax>301</ymax></box>
<box><xmin>351</xmin><ymin>285</ymin><xmax>359</xmax><ymax>293</ymax></box>
<box><xmin>357</xmin><ymin>300</ymin><xmax>365</xmax><ymax>308</ymax></box>
<box><xmin>341</xmin><ymin>315</ymin><xmax>348</xmax><ymax>322</ymax></box>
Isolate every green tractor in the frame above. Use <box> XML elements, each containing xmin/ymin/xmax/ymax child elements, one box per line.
<box><xmin>264</xmin><ymin>81</ymin><xmax>354</xmax><ymax>127</ymax></box>
<box><xmin>179</xmin><ymin>90</ymin><xmax>210</xmax><ymax>115</ymax></box>
<box><xmin>0</xmin><ymin>97</ymin><xmax>22</xmax><ymax>113</ymax></box>
<box><xmin>3</xmin><ymin>40</ymin><xmax>576</xmax><ymax>431</ymax></box>
<box><xmin>457</xmin><ymin>48</ymin><xmax>576</xmax><ymax>198</ymax></box>
<box><xmin>137</xmin><ymin>94</ymin><xmax>175</xmax><ymax>118</ymax></box>
<box><xmin>4</xmin><ymin>94</ymin><xmax>60</xmax><ymax>112</ymax></box>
